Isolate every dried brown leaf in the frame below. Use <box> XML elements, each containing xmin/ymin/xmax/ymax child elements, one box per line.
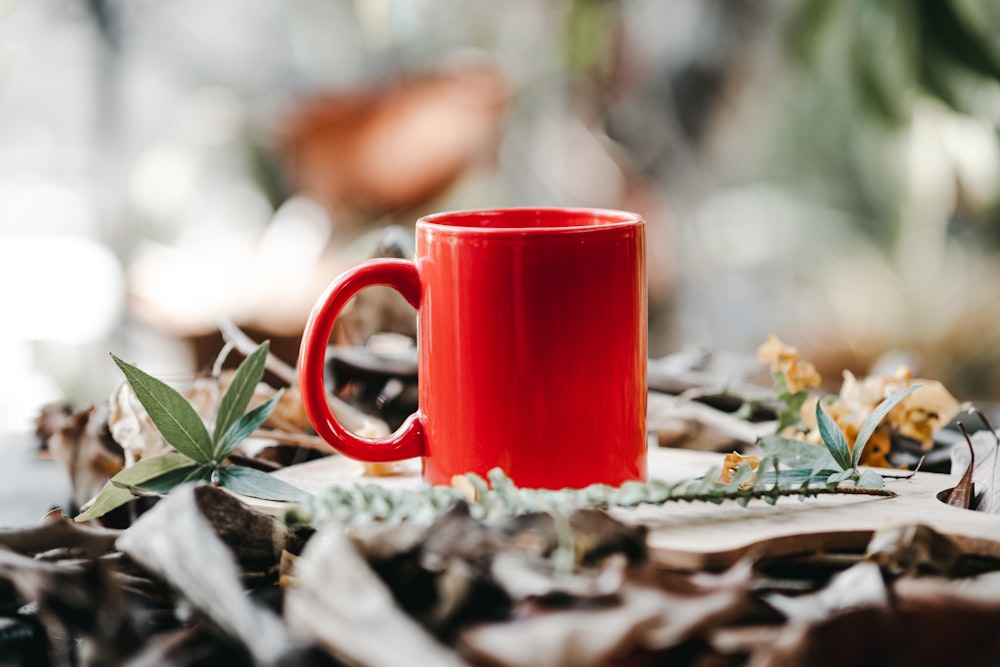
<box><xmin>46</xmin><ymin>402</ymin><xmax>124</xmax><ymax>510</ymax></box>
<box><xmin>950</xmin><ymin>427</ymin><xmax>1000</xmax><ymax>513</ymax></box>
<box><xmin>946</xmin><ymin>424</ymin><xmax>978</xmax><ymax>509</ymax></box>
<box><xmin>764</xmin><ymin>562</ymin><xmax>889</xmax><ymax>624</ymax></box>
<box><xmin>116</xmin><ymin>486</ymin><xmax>297</xmax><ymax>664</ymax></box>
<box><xmin>460</xmin><ymin>577</ymin><xmax>755</xmax><ymax>667</ymax></box>
<box><xmin>865</xmin><ymin>524</ymin><xmax>961</xmax><ymax>577</ymax></box>
<box><xmin>285</xmin><ymin>525</ymin><xmax>467</xmax><ymax>667</ymax></box>
<box><xmin>0</xmin><ymin>511</ymin><xmax>120</xmax><ymax>558</ymax></box>
<box><xmin>758</xmin><ymin>593</ymin><xmax>1000</xmax><ymax>667</ymax></box>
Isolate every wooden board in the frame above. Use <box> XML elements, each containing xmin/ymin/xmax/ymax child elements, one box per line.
<box><xmin>248</xmin><ymin>447</ymin><xmax>1000</xmax><ymax>569</ymax></box>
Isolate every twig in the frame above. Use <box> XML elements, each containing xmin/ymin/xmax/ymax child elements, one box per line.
<box><xmin>971</xmin><ymin>407</ymin><xmax>999</xmax><ymax>445</ymax></box>
<box><xmin>881</xmin><ymin>456</ymin><xmax>924</xmax><ymax>479</ymax></box>
<box><xmin>218</xmin><ymin>319</ymin><xmax>392</xmax><ymax>437</ymax></box>
<box><xmin>218</xmin><ymin>319</ymin><xmax>296</xmax><ymax>386</ymax></box>
<box><xmin>212</xmin><ymin>340</ymin><xmax>237</xmax><ymax>378</ymax></box>
<box><xmin>972</xmin><ymin>407</ymin><xmax>1000</xmax><ymax>503</ymax></box>
<box><xmin>250</xmin><ymin>429</ymin><xmax>331</xmax><ymax>452</ymax></box>
<box><xmin>0</xmin><ymin>512</ymin><xmax>121</xmax><ymax>557</ymax></box>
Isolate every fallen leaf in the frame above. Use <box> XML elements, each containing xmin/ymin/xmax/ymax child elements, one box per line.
<box><xmin>946</xmin><ymin>425</ymin><xmax>978</xmax><ymax>510</ymax></box>
<box><xmin>116</xmin><ymin>486</ymin><xmax>297</xmax><ymax>664</ymax></box>
<box><xmin>865</xmin><ymin>524</ymin><xmax>961</xmax><ymax>577</ymax></box>
<box><xmin>950</xmin><ymin>428</ymin><xmax>999</xmax><ymax>513</ymax></box>
<box><xmin>461</xmin><ymin>576</ymin><xmax>755</xmax><ymax>667</ymax></box>
<box><xmin>764</xmin><ymin>562</ymin><xmax>889</xmax><ymax>624</ymax></box>
<box><xmin>285</xmin><ymin>524</ymin><xmax>467</xmax><ymax>667</ymax></box>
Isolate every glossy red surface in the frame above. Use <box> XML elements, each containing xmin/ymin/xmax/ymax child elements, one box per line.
<box><xmin>299</xmin><ymin>208</ymin><xmax>647</xmax><ymax>489</ymax></box>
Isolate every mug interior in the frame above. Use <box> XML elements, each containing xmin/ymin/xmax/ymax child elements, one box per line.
<box><xmin>419</xmin><ymin>207</ymin><xmax>641</xmax><ymax>231</ymax></box>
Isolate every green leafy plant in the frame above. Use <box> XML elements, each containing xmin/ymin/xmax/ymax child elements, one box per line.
<box><xmin>771</xmin><ymin>368</ymin><xmax>811</xmax><ymax>432</ymax></box>
<box><xmin>76</xmin><ymin>341</ymin><xmax>311</xmax><ymax>522</ymax></box>
<box><xmin>759</xmin><ymin>384</ymin><xmax>920</xmax><ymax>490</ymax></box>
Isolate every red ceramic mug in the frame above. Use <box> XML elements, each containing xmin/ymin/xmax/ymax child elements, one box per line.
<box><xmin>299</xmin><ymin>208</ymin><xmax>647</xmax><ymax>488</ymax></box>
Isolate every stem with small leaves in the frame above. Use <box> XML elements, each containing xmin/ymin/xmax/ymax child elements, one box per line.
<box><xmin>282</xmin><ymin>463</ymin><xmax>896</xmax><ymax>530</ymax></box>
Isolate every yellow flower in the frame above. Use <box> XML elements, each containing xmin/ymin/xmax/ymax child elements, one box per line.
<box><xmin>796</xmin><ymin>367</ymin><xmax>960</xmax><ymax>467</ymax></box>
<box><xmin>890</xmin><ymin>381</ymin><xmax>961</xmax><ymax>449</ymax></box>
<box><xmin>757</xmin><ymin>335</ymin><xmax>822</xmax><ymax>392</ymax></box>
<box><xmin>717</xmin><ymin>452</ymin><xmax>761</xmax><ymax>487</ymax></box>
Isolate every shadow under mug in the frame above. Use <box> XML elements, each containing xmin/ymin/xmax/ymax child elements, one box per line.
<box><xmin>298</xmin><ymin>207</ymin><xmax>648</xmax><ymax>489</ymax></box>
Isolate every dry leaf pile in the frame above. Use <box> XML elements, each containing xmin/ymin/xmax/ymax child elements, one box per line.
<box><xmin>19</xmin><ymin>330</ymin><xmax>1000</xmax><ymax>665</ymax></box>
<box><xmin>2</xmin><ymin>485</ymin><xmax>1000</xmax><ymax>666</ymax></box>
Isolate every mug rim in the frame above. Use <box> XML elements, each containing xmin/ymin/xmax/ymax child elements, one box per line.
<box><xmin>418</xmin><ymin>207</ymin><xmax>643</xmax><ymax>234</ymax></box>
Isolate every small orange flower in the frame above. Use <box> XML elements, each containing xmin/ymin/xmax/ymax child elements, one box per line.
<box><xmin>717</xmin><ymin>452</ymin><xmax>761</xmax><ymax>487</ymax></box>
<box><xmin>757</xmin><ymin>335</ymin><xmax>821</xmax><ymax>392</ymax></box>
<box><xmin>794</xmin><ymin>367</ymin><xmax>960</xmax><ymax>467</ymax></box>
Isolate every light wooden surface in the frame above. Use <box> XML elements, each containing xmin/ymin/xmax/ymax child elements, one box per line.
<box><xmin>251</xmin><ymin>447</ymin><xmax>1000</xmax><ymax>569</ymax></box>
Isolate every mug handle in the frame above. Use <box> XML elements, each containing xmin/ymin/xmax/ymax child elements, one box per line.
<box><xmin>298</xmin><ymin>258</ymin><xmax>425</xmax><ymax>462</ymax></box>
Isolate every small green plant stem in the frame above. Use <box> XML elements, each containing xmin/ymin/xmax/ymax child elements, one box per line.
<box><xmin>282</xmin><ymin>467</ymin><xmax>896</xmax><ymax>531</ymax></box>
<box><xmin>666</xmin><ymin>484</ymin><xmax>895</xmax><ymax>503</ymax></box>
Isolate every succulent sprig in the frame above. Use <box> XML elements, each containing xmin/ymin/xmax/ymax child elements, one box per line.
<box><xmin>282</xmin><ymin>462</ymin><xmax>895</xmax><ymax>531</ymax></box>
<box><xmin>284</xmin><ymin>387</ymin><xmax>918</xmax><ymax>531</ymax></box>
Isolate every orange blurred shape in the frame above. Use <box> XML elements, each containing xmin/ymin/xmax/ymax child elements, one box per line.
<box><xmin>281</xmin><ymin>63</ymin><xmax>508</xmax><ymax>217</ymax></box>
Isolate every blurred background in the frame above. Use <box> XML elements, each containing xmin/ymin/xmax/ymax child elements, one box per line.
<box><xmin>3</xmin><ymin>0</ymin><xmax>1000</xmax><ymax>440</ymax></box>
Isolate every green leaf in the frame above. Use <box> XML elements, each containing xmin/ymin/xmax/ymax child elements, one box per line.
<box><xmin>847</xmin><ymin>2</ymin><xmax>910</xmax><ymax>126</ymax></box>
<box><xmin>759</xmin><ymin>435</ymin><xmax>838</xmax><ymax>471</ymax></box>
<box><xmin>776</xmin><ymin>390</ymin><xmax>809</xmax><ymax>432</ymax></box>
<box><xmin>76</xmin><ymin>451</ymin><xmax>197</xmax><ymax>522</ymax></box>
<box><xmin>216</xmin><ymin>465</ymin><xmax>312</xmax><ymax>502</ymax></box>
<box><xmin>772</xmin><ymin>369</ymin><xmax>791</xmax><ymax>395</ymax></box>
<box><xmin>857</xmin><ymin>469</ymin><xmax>886</xmax><ymax>489</ymax></box>
<box><xmin>785</xmin><ymin>0</ymin><xmax>841</xmax><ymax>65</ymax></box>
<box><xmin>921</xmin><ymin>0</ymin><xmax>1000</xmax><ymax>83</ymax></box>
<box><xmin>112</xmin><ymin>355</ymin><xmax>214</xmax><ymax>463</ymax></box>
<box><xmin>214</xmin><ymin>392</ymin><xmax>282</xmax><ymax>461</ymax></box>
<box><xmin>721</xmin><ymin>462</ymin><xmax>755</xmax><ymax>492</ymax></box>
<box><xmin>75</xmin><ymin>481</ymin><xmax>136</xmax><ymax>522</ymax></box>
<box><xmin>851</xmin><ymin>384</ymin><xmax>921</xmax><ymax>468</ymax></box>
<box><xmin>826</xmin><ymin>469</ymin><xmax>855</xmax><ymax>485</ymax></box>
<box><xmin>772</xmin><ymin>370</ymin><xmax>808</xmax><ymax>432</ymax></box>
<box><xmin>128</xmin><ymin>464</ymin><xmax>213</xmax><ymax>494</ymax></box>
<box><xmin>751</xmin><ymin>456</ymin><xmax>780</xmax><ymax>494</ymax></box>
<box><xmin>759</xmin><ymin>467</ymin><xmax>840</xmax><ymax>486</ymax></box>
<box><xmin>212</xmin><ymin>341</ymin><xmax>270</xmax><ymax>450</ymax></box>
<box><xmin>110</xmin><ymin>451</ymin><xmax>197</xmax><ymax>486</ymax></box>
<box><xmin>816</xmin><ymin>398</ymin><xmax>852</xmax><ymax>471</ymax></box>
